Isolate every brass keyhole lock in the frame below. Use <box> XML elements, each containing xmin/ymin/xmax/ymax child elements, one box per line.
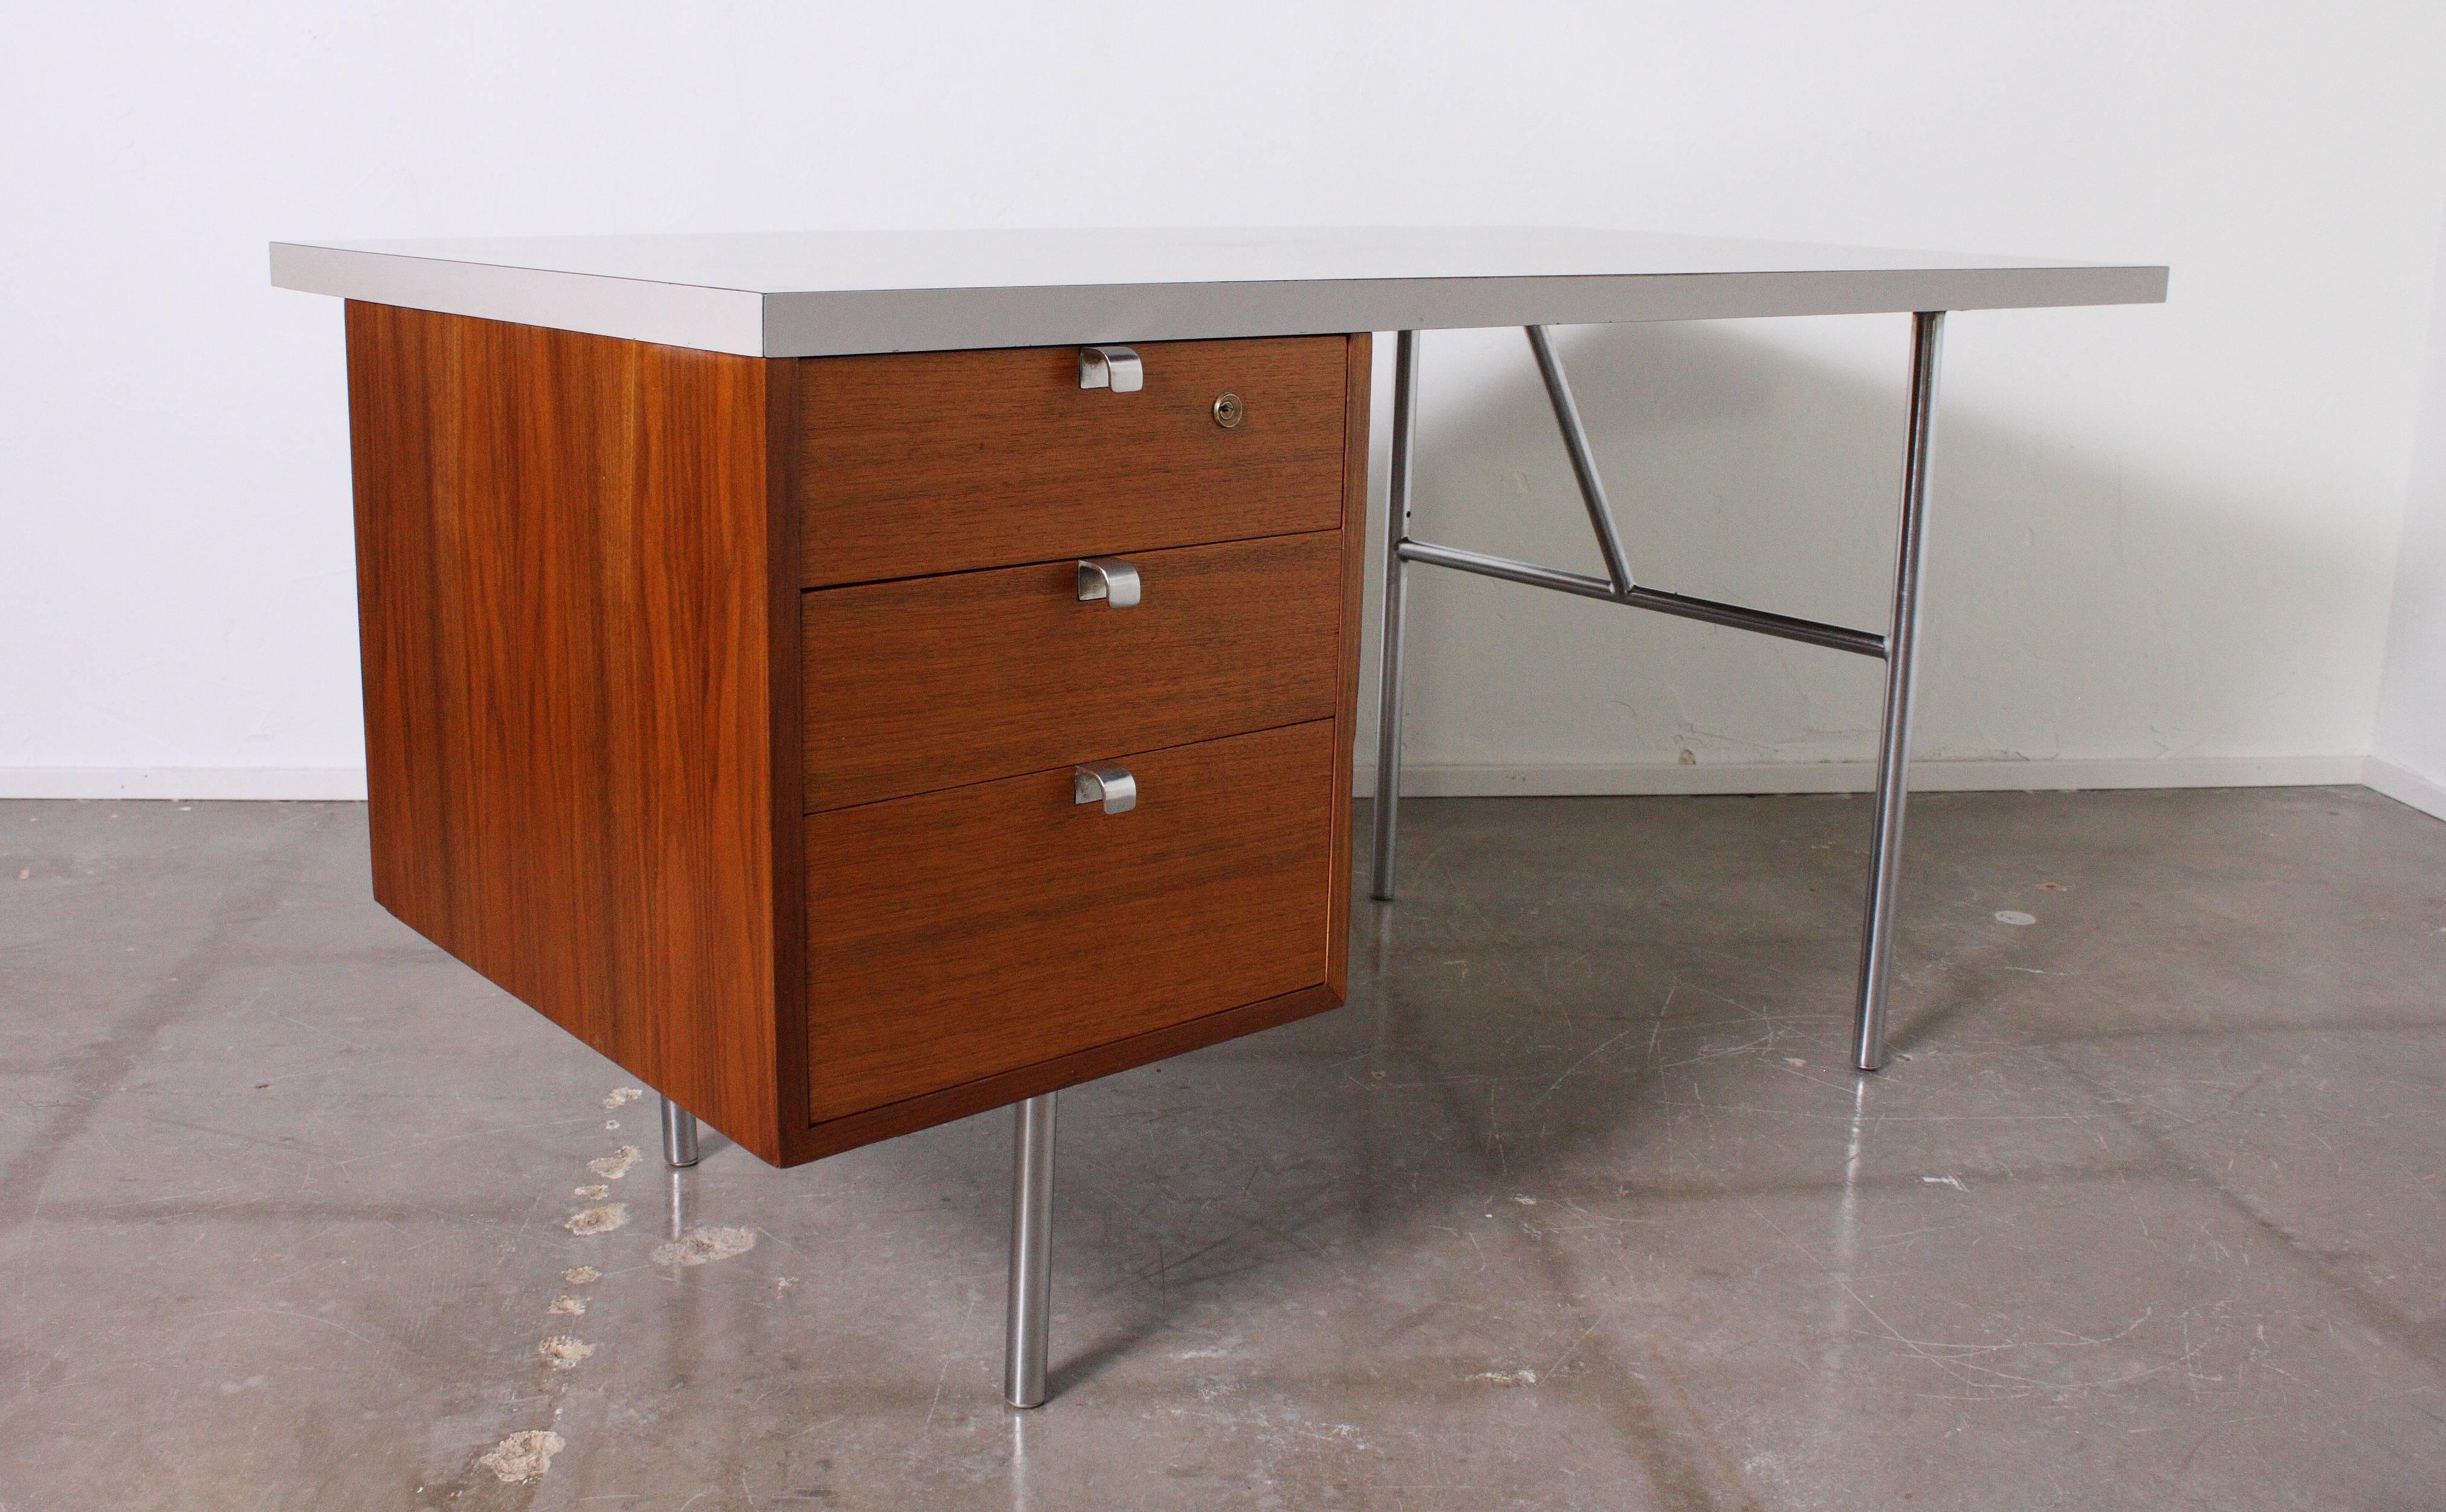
<box><xmin>1211</xmin><ymin>392</ymin><xmax>1244</xmax><ymax>428</ymax></box>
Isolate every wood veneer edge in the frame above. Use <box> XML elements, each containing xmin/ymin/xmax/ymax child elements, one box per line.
<box><xmin>1328</xmin><ymin>332</ymin><xmax>1372</xmax><ymax>1002</ymax></box>
<box><xmin>769</xmin><ymin>356</ymin><xmax>815</xmax><ymax>1166</ymax></box>
<box><xmin>796</xmin><ymin>983</ymin><xmax>1341</xmax><ymax>1161</ymax></box>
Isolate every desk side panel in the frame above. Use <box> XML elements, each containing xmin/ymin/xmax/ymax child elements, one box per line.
<box><xmin>345</xmin><ymin>303</ymin><xmax>791</xmax><ymax>1162</ymax></box>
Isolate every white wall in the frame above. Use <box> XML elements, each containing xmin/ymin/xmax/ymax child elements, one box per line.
<box><xmin>2371</xmin><ymin>208</ymin><xmax>2446</xmax><ymax>819</ymax></box>
<box><xmin>5</xmin><ymin>3</ymin><xmax>2444</xmax><ymax>798</ymax></box>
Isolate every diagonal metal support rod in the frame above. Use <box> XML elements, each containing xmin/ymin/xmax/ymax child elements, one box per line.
<box><xmin>1370</xmin><ymin>314</ymin><xmax>1948</xmax><ymax>1072</ymax></box>
<box><xmin>1525</xmin><ymin>324</ymin><xmax>1636</xmax><ymax>594</ymax></box>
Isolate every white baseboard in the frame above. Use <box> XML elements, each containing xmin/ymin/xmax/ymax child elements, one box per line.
<box><xmin>0</xmin><ymin>767</ymin><xmax>370</xmax><ymax>801</ymax></box>
<box><xmin>2363</xmin><ymin>756</ymin><xmax>2446</xmax><ymax>822</ymax></box>
<box><xmin>0</xmin><ymin>755</ymin><xmax>2384</xmax><ymax>805</ymax></box>
<box><xmin>1353</xmin><ymin>754</ymin><xmax>2371</xmax><ymax>798</ymax></box>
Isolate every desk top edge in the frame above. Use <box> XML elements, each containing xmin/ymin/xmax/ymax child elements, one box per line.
<box><xmin>271</xmin><ymin>227</ymin><xmax>2168</xmax><ymax>358</ymax></box>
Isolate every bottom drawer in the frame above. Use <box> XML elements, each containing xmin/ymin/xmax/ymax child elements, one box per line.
<box><xmin>805</xmin><ymin>720</ymin><xmax>1337</xmax><ymax>1123</ymax></box>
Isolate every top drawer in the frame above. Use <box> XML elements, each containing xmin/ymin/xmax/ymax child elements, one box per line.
<box><xmin>795</xmin><ymin>337</ymin><xmax>1352</xmax><ymax>586</ymax></box>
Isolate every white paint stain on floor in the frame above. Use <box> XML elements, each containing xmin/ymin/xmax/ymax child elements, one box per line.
<box><xmin>652</xmin><ymin>1226</ymin><xmax>757</xmax><ymax>1267</ymax></box>
<box><xmin>562</xmin><ymin>1265</ymin><xmax>600</xmax><ymax>1285</ymax></box>
<box><xmin>1471</xmin><ymin>1368</ymin><xmax>1538</xmax><ymax>1386</ymax></box>
<box><xmin>477</xmin><ymin>1430</ymin><xmax>564</xmax><ymax>1484</ymax></box>
<box><xmin>548</xmin><ymin>1296</ymin><xmax>587</xmax><ymax>1316</ymax></box>
<box><xmin>587</xmin><ymin>1145</ymin><xmax>641</xmax><ymax>1180</ymax></box>
<box><xmin>602</xmin><ymin>1087</ymin><xmax>644</xmax><ymax>1110</ymax></box>
<box><xmin>537</xmin><ymin>1336</ymin><xmax>595</xmax><ymax>1370</ymax></box>
<box><xmin>563</xmin><ymin>1204</ymin><xmax>628</xmax><ymax>1236</ymax></box>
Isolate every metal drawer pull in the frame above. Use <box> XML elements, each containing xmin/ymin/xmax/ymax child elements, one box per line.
<box><xmin>1075</xmin><ymin>557</ymin><xmax>1142</xmax><ymax>608</ymax></box>
<box><xmin>1073</xmin><ymin>763</ymin><xmax>1137</xmax><ymax>815</ymax></box>
<box><xmin>1078</xmin><ymin>346</ymin><xmax>1144</xmax><ymax>392</ymax></box>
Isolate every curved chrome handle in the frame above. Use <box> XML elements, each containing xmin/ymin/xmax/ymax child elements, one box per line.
<box><xmin>1073</xmin><ymin>763</ymin><xmax>1137</xmax><ymax>815</ymax></box>
<box><xmin>1078</xmin><ymin>346</ymin><xmax>1143</xmax><ymax>392</ymax></box>
<box><xmin>1076</xmin><ymin>557</ymin><xmax>1142</xmax><ymax>608</ymax></box>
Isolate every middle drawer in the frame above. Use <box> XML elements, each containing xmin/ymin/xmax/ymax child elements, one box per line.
<box><xmin>802</xmin><ymin>531</ymin><xmax>1344</xmax><ymax>812</ymax></box>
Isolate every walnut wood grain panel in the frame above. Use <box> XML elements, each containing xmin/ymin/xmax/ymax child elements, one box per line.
<box><xmin>801</xmin><ymin>532</ymin><xmax>1342</xmax><ymax>812</ymax></box>
<box><xmin>804</xmin><ymin>722</ymin><xmax>1336</xmax><ymax>1124</ymax></box>
<box><xmin>795</xmin><ymin>337</ymin><xmax>1348</xmax><ymax>586</ymax></box>
<box><xmin>345</xmin><ymin>302</ymin><xmax>795</xmax><ymax>1163</ymax></box>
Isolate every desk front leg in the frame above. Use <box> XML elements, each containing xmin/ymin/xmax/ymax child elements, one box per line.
<box><xmin>1851</xmin><ymin>310</ymin><xmax>1946</xmax><ymax>1070</ymax></box>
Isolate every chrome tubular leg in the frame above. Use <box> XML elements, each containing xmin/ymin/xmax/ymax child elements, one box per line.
<box><xmin>1003</xmin><ymin>1092</ymin><xmax>1057</xmax><ymax>1409</ymax></box>
<box><xmin>661</xmin><ymin>1094</ymin><xmax>699</xmax><ymax>1169</ymax></box>
<box><xmin>1369</xmin><ymin>329</ymin><xmax>1421</xmax><ymax>902</ymax></box>
<box><xmin>1852</xmin><ymin>311</ymin><xmax>1946</xmax><ymax>1071</ymax></box>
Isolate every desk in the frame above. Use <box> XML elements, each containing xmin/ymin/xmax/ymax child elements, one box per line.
<box><xmin>273</xmin><ymin>227</ymin><xmax>2166</xmax><ymax>1405</ymax></box>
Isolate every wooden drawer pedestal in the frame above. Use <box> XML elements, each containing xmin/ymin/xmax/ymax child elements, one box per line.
<box><xmin>344</xmin><ymin>303</ymin><xmax>1369</xmax><ymax>1165</ymax></box>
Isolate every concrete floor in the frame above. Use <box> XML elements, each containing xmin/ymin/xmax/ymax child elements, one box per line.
<box><xmin>2</xmin><ymin>787</ymin><xmax>2443</xmax><ymax>1509</ymax></box>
